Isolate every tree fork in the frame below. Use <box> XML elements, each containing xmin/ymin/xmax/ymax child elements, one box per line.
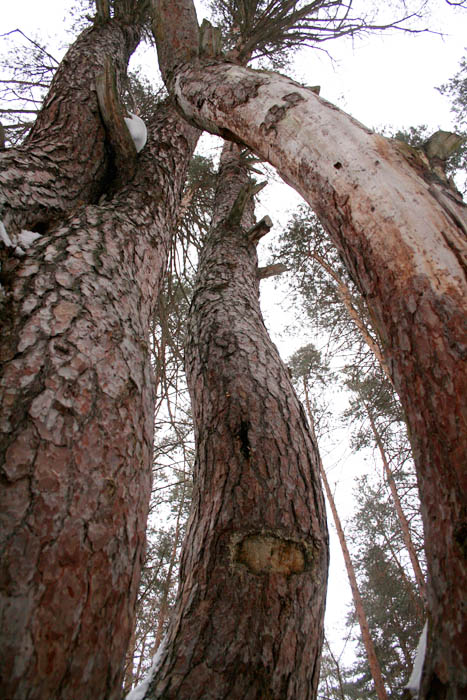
<box><xmin>0</xmin><ymin>102</ymin><xmax>199</xmax><ymax>700</ymax></box>
<box><xmin>152</xmin><ymin>8</ymin><xmax>467</xmax><ymax>687</ymax></box>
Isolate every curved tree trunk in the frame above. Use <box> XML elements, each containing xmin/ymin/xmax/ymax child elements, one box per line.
<box><xmin>152</xmin><ymin>10</ymin><xmax>466</xmax><ymax>690</ymax></box>
<box><xmin>0</xmin><ymin>17</ymin><xmax>141</xmax><ymax>236</ymax></box>
<box><xmin>144</xmin><ymin>143</ymin><xmax>329</xmax><ymax>699</ymax></box>
<box><xmin>0</xmin><ymin>102</ymin><xmax>198</xmax><ymax>699</ymax></box>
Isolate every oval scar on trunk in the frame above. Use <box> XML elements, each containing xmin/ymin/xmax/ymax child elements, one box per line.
<box><xmin>235</xmin><ymin>534</ymin><xmax>305</xmax><ymax>575</ymax></box>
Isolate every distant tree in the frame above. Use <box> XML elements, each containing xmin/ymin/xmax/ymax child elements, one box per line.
<box><xmin>1</xmin><ymin>0</ymin><xmax>466</xmax><ymax>697</ymax></box>
<box><xmin>344</xmin><ymin>475</ymin><xmax>424</xmax><ymax>698</ymax></box>
<box><xmin>343</xmin><ymin>369</ymin><xmax>427</xmax><ymax>603</ymax></box>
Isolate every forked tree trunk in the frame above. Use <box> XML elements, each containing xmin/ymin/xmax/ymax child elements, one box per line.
<box><xmin>0</xmin><ymin>17</ymin><xmax>142</xmax><ymax>236</ymax></box>
<box><xmin>143</xmin><ymin>143</ymin><xmax>329</xmax><ymax>699</ymax></box>
<box><xmin>0</xmin><ymin>103</ymin><xmax>198</xmax><ymax>699</ymax></box>
<box><xmin>152</xmin><ymin>12</ymin><xmax>466</xmax><ymax>688</ymax></box>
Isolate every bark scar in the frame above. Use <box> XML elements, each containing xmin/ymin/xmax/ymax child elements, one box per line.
<box><xmin>259</xmin><ymin>92</ymin><xmax>305</xmax><ymax>135</ymax></box>
<box><xmin>234</xmin><ymin>533</ymin><xmax>305</xmax><ymax>576</ymax></box>
<box><xmin>237</xmin><ymin>420</ymin><xmax>250</xmax><ymax>460</ymax></box>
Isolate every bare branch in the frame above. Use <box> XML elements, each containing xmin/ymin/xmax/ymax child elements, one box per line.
<box><xmin>257</xmin><ymin>261</ymin><xmax>287</xmax><ymax>278</ymax></box>
<box><xmin>0</xmin><ymin>29</ymin><xmax>59</xmax><ymax>66</ymax></box>
<box><xmin>246</xmin><ymin>213</ymin><xmax>273</xmax><ymax>242</ymax></box>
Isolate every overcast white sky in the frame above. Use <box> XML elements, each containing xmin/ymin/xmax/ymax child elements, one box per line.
<box><xmin>2</xmin><ymin>0</ymin><xmax>466</xmax><ymax>678</ymax></box>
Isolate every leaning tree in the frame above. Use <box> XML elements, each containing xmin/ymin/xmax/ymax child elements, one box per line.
<box><xmin>1</xmin><ymin>1</ymin><xmax>466</xmax><ymax>698</ymax></box>
<box><xmin>149</xmin><ymin>1</ymin><xmax>466</xmax><ymax>697</ymax></box>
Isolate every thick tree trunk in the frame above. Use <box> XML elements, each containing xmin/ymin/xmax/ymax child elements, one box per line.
<box><xmin>0</xmin><ymin>17</ymin><xmax>141</xmax><ymax>236</ymax></box>
<box><xmin>153</xmin><ymin>43</ymin><xmax>466</xmax><ymax>696</ymax></box>
<box><xmin>0</xmin><ymin>103</ymin><xmax>198</xmax><ymax>699</ymax></box>
<box><xmin>143</xmin><ymin>143</ymin><xmax>329</xmax><ymax>699</ymax></box>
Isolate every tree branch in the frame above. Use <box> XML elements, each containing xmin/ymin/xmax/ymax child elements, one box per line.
<box><xmin>257</xmin><ymin>262</ymin><xmax>287</xmax><ymax>279</ymax></box>
<box><xmin>95</xmin><ymin>0</ymin><xmax>111</xmax><ymax>22</ymax></box>
<box><xmin>95</xmin><ymin>57</ymin><xmax>138</xmax><ymax>187</ymax></box>
<box><xmin>226</xmin><ymin>180</ymin><xmax>267</xmax><ymax>227</ymax></box>
<box><xmin>151</xmin><ymin>0</ymin><xmax>199</xmax><ymax>84</ymax></box>
<box><xmin>247</xmin><ymin>214</ymin><xmax>273</xmax><ymax>243</ymax></box>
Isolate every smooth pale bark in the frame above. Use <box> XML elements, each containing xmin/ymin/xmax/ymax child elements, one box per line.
<box><xmin>144</xmin><ymin>143</ymin><xmax>328</xmax><ymax>699</ymax></box>
<box><xmin>0</xmin><ymin>103</ymin><xmax>198</xmax><ymax>699</ymax></box>
<box><xmin>155</xmin><ymin>52</ymin><xmax>467</xmax><ymax>697</ymax></box>
<box><xmin>0</xmin><ymin>17</ymin><xmax>141</xmax><ymax>236</ymax></box>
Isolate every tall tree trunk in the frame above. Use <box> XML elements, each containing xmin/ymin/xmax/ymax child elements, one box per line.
<box><xmin>303</xmin><ymin>380</ymin><xmax>388</xmax><ymax>700</ymax></box>
<box><xmin>143</xmin><ymin>142</ymin><xmax>328</xmax><ymax>698</ymax></box>
<box><xmin>153</xmin><ymin>12</ymin><xmax>466</xmax><ymax>690</ymax></box>
<box><xmin>366</xmin><ymin>407</ymin><xmax>427</xmax><ymax>604</ymax></box>
<box><xmin>0</xmin><ymin>17</ymin><xmax>142</xmax><ymax>236</ymax></box>
<box><xmin>0</xmin><ymin>102</ymin><xmax>198</xmax><ymax>699</ymax></box>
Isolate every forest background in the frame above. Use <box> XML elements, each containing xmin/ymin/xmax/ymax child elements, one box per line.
<box><xmin>1</xmin><ymin>0</ymin><xmax>466</xmax><ymax>697</ymax></box>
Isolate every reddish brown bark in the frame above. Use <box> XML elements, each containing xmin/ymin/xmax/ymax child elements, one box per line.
<box><xmin>0</xmin><ymin>17</ymin><xmax>141</xmax><ymax>236</ymax></box>
<box><xmin>0</xmin><ymin>103</ymin><xmax>198</xmax><ymax>699</ymax></box>
<box><xmin>143</xmin><ymin>143</ymin><xmax>328</xmax><ymax>699</ymax></box>
<box><xmin>151</xmin><ymin>14</ymin><xmax>466</xmax><ymax>690</ymax></box>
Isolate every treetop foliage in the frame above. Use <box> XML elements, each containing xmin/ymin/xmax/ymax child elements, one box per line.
<box><xmin>208</xmin><ymin>0</ymin><xmax>434</xmax><ymax>67</ymax></box>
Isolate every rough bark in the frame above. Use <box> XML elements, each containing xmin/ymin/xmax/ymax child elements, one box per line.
<box><xmin>0</xmin><ymin>17</ymin><xmax>141</xmax><ymax>237</ymax></box>
<box><xmin>0</xmin><ymin>103</ymin><xmax>198</xmax><ymax>700</ymax></box>
<box><xmin>303</xmin><ymin>380</ymin><xmax>388</xmax><ymax>700</ymax></box>
<box><xmin>144</xmin><ymin>142</ymin><xmax>328</xmax><ymax>699</ymax></box>
<box><xmin>151</xmin><ymin>33</ymin><xmax>466</xmax><ymax>694</ymax></box>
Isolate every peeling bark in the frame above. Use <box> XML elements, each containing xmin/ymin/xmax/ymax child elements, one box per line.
<box><xmin>0</xmin><ymin>18</ymin><xmax>141</xmax><ymax>236</ymax></box>
<box><xmin>0</xmin><ymin>103</ymin><xmax>199</xmax><ymax>700</ymax></box>
<box><xmin>145</xmin><ymin>143</ymin><xmax>328</xmax><ymax>699</ymax></box>
<box><xmin>160</xmin><ymin>57</ymin><xmax>466</xmax><ymax>698</ymax></box>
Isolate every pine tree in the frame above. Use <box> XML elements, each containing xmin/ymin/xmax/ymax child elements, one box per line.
<box><xmin>1</xmin><ymin>1</ymin><xmax>466</xmax><ymax>697</ymax></box>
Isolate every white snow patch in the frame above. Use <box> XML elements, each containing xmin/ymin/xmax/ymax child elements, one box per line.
<box><xmin>0</xmin><ymin>224</ymin><xmax>41</xmax><ymax>256</ymax></box>
<box><xmin>125</xmin><ymin>635</ymin><xmax>167</xmax><ymax>700</ymax></box>
<box><xmin>405</xmin><ymin>622</ymin><xmax>428</xmax><ymax>698</ymax></box>
<box><xmin>0</xmin><ymin>221</ymin><xmax>13</xmax><ymax>247</ymax></box>
<box><xmin>124</xmin><ymin>113</ymin><xmax>147</xmax><ymax>153</ymax></box>
<box><xmin>18</xmin><ymin>229</ymin><xmax>42</xmax><ymax>248</ymax></box>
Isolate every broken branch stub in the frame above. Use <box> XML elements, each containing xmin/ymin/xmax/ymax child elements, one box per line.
<box><xmin>257</xmin><ymin>262</ymin><xmax>287</xmax><ymax>279</ymax></box>
<box><xmin>247</xmin><ymin>215</ymin><xmax>273</xmax><ymax>244</ymax></box>
<box><xmin>226</xmin><ymin>180</ymin><xmax>267</xmax><ymax>228</ymax></box>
